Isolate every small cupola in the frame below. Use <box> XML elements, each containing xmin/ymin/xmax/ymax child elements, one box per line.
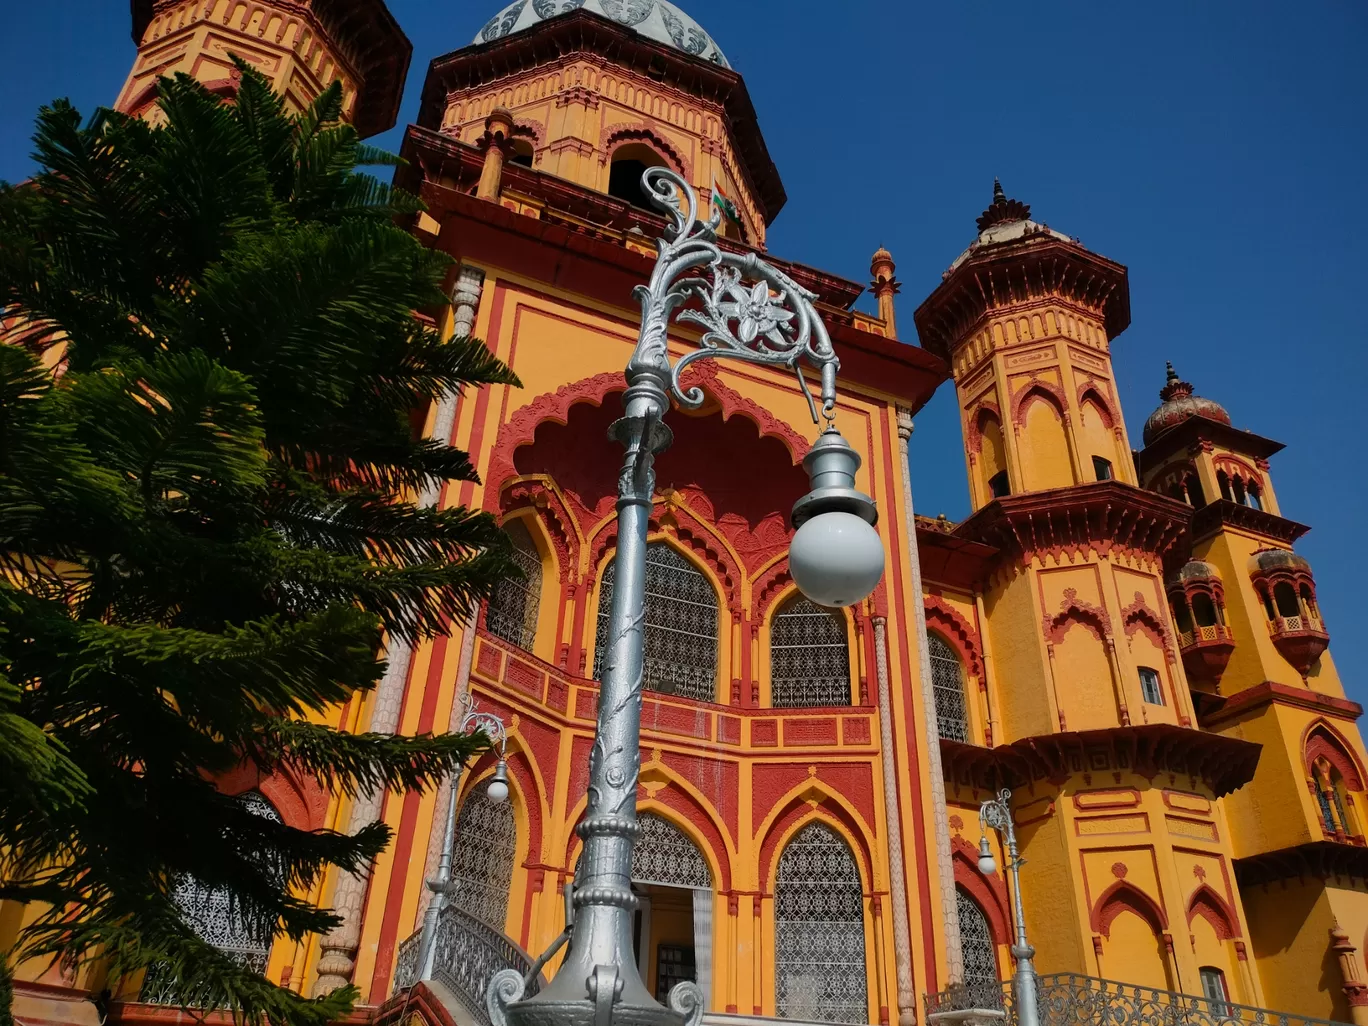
<box><xmin>1142</xmin><ymin>363</ymin><xmax>1231</xmax><ymax>445</ymax></box>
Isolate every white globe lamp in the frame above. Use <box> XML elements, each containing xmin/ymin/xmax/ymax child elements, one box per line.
<box><xmin>790</xmin><ymin>426</ymin><xmax>884</xmax><ymax>608</ymax></box>
<box><xmin>486</xmin><ymin>759</ymin><xmax>510</xmax><ymax>803</ymax></box>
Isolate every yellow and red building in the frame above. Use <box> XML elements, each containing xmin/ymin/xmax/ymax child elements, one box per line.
<box><xmin>7</xmin><ymin>2</ymin><xmax>1368</xmax><ymax>1025</ymax></box>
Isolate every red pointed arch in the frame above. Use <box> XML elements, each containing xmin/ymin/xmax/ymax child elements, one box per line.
<box><xmin>599</xmin><ymin>122</ymin><xmax>692</xmax><ymax>181</ymax></box>
<box><xmin>585</xmin><ymin>512</ymin><xmax>742</xmax><ymax>610</ymax></box>
<box><xmin>951</xmin><ymin>835</ymin><xmax>1010</xmax><ymax>945</ymax></box>
<box><xmin>967</xmin><ymin>403</ymin><xmax>1004</xmax><ymax>455</ymax></box>
<box><xmin>1077</xmin><ymin>386</ymin><xmax>1117</xmax><ymax>429</ymax></box>
<box><xmin>758</xmin><ymin>791</ymin><xmax>875</xmax><ymax>894</ymax></box>
<box><xmin>925</xmin><ymin>596</ymin><xmax>983</xmax><ymax>677</ymax></box>
<box><xmin>1044</xmin><ymin>588</ymin><xmax>1112</xmax><ymax>644</ymax></box>
<box><xmin>1011</xmin><ymin>378</ymin><xmax>1068</xmax><ymax>428</ymax></box>
<box><xmin>217</xmin><ymin>762</ymin><xmax>328</xmax><ymax>832</ymax></box>
<box><xmin>1304</xmin><ymin>720</ymin><xmax>1366</xmax><ymax>790</ymax></box>
<box><xmin>1186</xmin><ymin>884</ymin><xmax>1240</xmax><ymax>940</ymax></box>
<box><xmin>500</xmin><ymin>477</ymin><xmax>580</xmax><ymax>584</ymax></box>
<box><xmin>1091</xmin><ymin>880</ymin><xmax>1168</xmax><ymax>939</ymax></box>
<box><xmin>1120</xmin><ymin>592</ymin><xmax>1174</xmax><ymax>656</ymax></box>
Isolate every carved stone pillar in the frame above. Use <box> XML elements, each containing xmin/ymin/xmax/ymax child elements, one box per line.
<box><xmin>476</xmin><ymin>107</ymin><xmax>517</xmax><ymax>201</ymax></box>
<box><xmin>312</xmin><ymin>265</ymin><xmax>485</xmax><ymax>995</ymax></box>
<box><xmin>896</xmin><ymin>406</ymin><xmax>962</xmax><ymax>990</ymax></box>
<box><xmin>1331</xmin><ymin>921</ymin><xmax>1368</xmax><ymax>1024</ymax></box>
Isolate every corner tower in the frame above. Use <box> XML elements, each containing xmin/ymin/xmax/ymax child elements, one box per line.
<box><xmin>116</xmin><ymin>0</ymin><xmax>411</xmax><ymax>138</ymax></box>
<box><xmin>914</xmin><ymin>182</ymin><xmax>1135</xmax><ymax>509</ymax></box>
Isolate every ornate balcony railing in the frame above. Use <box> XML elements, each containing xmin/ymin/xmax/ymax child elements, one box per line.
<box><xmin>1179</xmin><ymin>623</ymin><xmax>1235</xmax><ymax>649</ymax></box>
<box><xmin>925</xmin><ymin>974</ymin><xmax>1351</xmax><ymax>1026</ymax></box>
<box><xmin>1268</xmin><ymin>614</ymin><xmax>1326</xmax><ymax>637</ymax></box>
<box><xmin>139</xmin><ymin>951</ymin><xmax>268</xmax><ymax>1007</ymax></box>
<box><xmin>391</xmin><ymin>904</ymin><xmax>542</xmax><ymax>1026</ymax></box>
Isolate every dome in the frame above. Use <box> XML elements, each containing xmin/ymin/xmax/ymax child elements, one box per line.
<box><xmin>1169</xmin><ymin>560</ymin><xmax>1222</xmax><ymax>586</ymax></box>
<box><xmin>1250</xmin><ymin>549</ymin><xmax>1311</xmax><ymax>575</ymax></box>
<box><xmin>1142</xmin><ymin>362</ymin><xmax>1231</xmax><ymax>446</ymax></box>
<box><xmin>474</xmin><ymin>0</ymin><xmax>731</xmax><ymax>68</ymax></box>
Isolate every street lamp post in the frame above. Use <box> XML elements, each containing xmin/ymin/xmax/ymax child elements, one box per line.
<box><xmin>489</xmin><ymin>168</ymin><xmax>885</xmax><ymax>1026</ymax></box>
<box><xmin>414</xmin><ymin>695</ymin><xmax>510</xmax><ymax>984</ymax></box>
<box><xmin>976</xmin><ymin>789</ymin><xmax>1040</xmax><ymax>1026</ymax></box>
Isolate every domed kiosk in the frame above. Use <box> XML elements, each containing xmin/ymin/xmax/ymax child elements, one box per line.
<box><xmin>476</xmin><ymin>0</ymin><xmax>731</xmax><ymax>67</ymax></box>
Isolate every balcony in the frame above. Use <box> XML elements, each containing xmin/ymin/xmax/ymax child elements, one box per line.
<box><xmin>1177</xmin><ymin>623</ymin><xmax>1236</xmax><ymax>687</ymax></box>
<box><xmin>924</xmin><ymin>974</ymin><xmax>1350</xmax><ymax>1026</ymax></box>
<box><xmin>1267</xmin><ymin>612</ymin><xmax>1330</xmax><ymax>675</ymax></box>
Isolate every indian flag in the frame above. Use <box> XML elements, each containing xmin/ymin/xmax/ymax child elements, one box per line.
<box><xmin>711</xmin><ymin>174</ymin><xmax>742</xmax><ymax>229</ymax></box>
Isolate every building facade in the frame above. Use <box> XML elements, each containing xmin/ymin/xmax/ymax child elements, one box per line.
<box><xmin>7</xmin><ymin>3</ymin><xmax>1368</xmax><ymax>1026</ymax></box>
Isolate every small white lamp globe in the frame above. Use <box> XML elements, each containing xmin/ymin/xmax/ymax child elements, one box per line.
<box><xmin>486</xmin><ymin>760</ymin><xmax>510</xmax><ymax>803</ymax></box>
<box><xmin>789</xmin><ymin>510</ymin><xmax>884</xmax><ymax>608</ymax></box>
<box><xmin>977</xmin><ymin>836</ymin><xmax>997</xmax><ymax>876</ymax></box>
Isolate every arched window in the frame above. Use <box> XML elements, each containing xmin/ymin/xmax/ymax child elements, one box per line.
<box><xmin>141</xmin><ymin>793</ymin><xmax>282</xmax><ymax>1004</ymax></box>
<box><xmin>1273</xmin><ymin>582</ymin><xmax>1300</xmax><ymax>619</ymax></box>
<box><xmin>988</xmin><ymin>470</ymin><xmax>1010</xmax><ymax>498</ymax></box>
<box><xmin>451</xmin><ymin>779</ymin><xmax>518</xmax><ymax>930</ymax></box>
<box><xmin>607</xmin><ymin>143</ymin><xmax>668</xmax><ymax>208</ymax></box>
<box><xmin>485</xmin><ymin>519</ymin><xmax>542</xmax><ymax>651</ymax></box>
<box><xmin>770</xmin><ymin>595</ymin><xmax>851</xmax><ymax>708</ymax></box>
<box><xmin>1191</xmin><ymin>594</ymin><xmax>1219</xmax><ymax>628</ymax></box>
<box><xmin>929</xmin><ymin>634</ymin><xmax>969</xmax><ymax>742</ymax></box>
<box><xmin>774</xmin><ymin>823</ymin><xmax>867</xmax><ymax>1024</ymax></box>
<box><xmin>957</xmin><ymin>889</ymin><xmax>1000</xmax><ymax>1008</ymax></box>
<box><xmin>1246</xmin><ymin>482</ymin><xmax>1263</xmax><ymax>511</ymax></box>
<box><xmin>632</xmin><ymin>813</ymin><xmax>712</xmax><ymax>889</ymax></box>
<box><xmin>1185</xmin><ymin>474</ymin><xmax>1207</xmax><ymax>507</ymax></box>
<box><xmin>1232</xmin><ymin>476</ymin><xmax>1248</xmax><ymax>506</ymax></box>
<box><xmin>1139</xmin><ymin>666</ymin><xmax>1164</xmax><ymax>706</ymax></box>
<box><xmin>593</xmin><ymin>542</ymin><xmax>719</xmax><ymax>703</ymax></box>
<box><xmin>1171</xmin><ymin>595</ymin><xmax>1194</xmax><ymax>634</ymax></box>
<box><xmin>1217</xmin><ymin>471</ymin><xmax>1233</xmax><ymax>502</ymax></box>
<box><xmin>509</xmin><ymin>138</ymin><xmax>534</xmax><ymax>167</ymax></box>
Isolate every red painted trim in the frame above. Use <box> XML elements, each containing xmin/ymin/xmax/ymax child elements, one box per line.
<box><xmin>1186</xmin><ymin>883</ymin><xmax>1239</xmax><ymax>939</ymax></box>
<box><xmin>1305</xmin><ymin>721</ymin><xmax>1366</xmax><ymax>791</ymax></box>
<box><xmin>877</xmin><ymin>405</ymin><xmax>937</xmax><ymax>991</ymax></box>
<box><xmin>457</xmin><ymin>281</ymin><xmax>508</xmax><ymax>509</ymax></box>
<box><xmin>1200</xmin><ymin>681</ymin><xmax>1363</xmax><ymax>728</ymax></box>
<box><xmin>1090</xmin><ymin>879</ymin><xmax>1168</xmax><ymax>939</ymax></box>
<box><xmin>368</xmin><ymin>635</ymin><xmax>451</xmax><ymax>1001</ymax></box>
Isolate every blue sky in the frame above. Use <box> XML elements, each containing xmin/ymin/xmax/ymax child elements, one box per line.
<box><xmin>3</xmin><ymin>2</ymin><xmax>1365</xmax><ymax>699</ymax></box>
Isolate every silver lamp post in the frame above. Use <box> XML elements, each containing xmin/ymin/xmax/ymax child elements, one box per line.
<box><xmin>414</xmin><ymin>695</ymin><xmax>510</xmax><ymax>984</ymax></box>
<box><xmin>488</xmin><ymin>168</ymin><xmax>885</xmax><ymax>1026</ymax></box>
<box><xmin>976</xmin><ymin>789</ymin><xmax>1040</xmax><ymax>1026</ymax></box>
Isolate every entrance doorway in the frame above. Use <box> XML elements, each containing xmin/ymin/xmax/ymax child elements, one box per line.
<box><xmin>627</xmin><ymin>814</ymin><xmax>715</xmax><ymax>1007</ymax></box>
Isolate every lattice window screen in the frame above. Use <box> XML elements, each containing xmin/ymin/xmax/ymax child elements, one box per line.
<box><xmin>770</xmin><ymin>596</ymin><xmax>851</xmax><ymax>708</ymax></box>
<box><xmin>929</xmin><ymin>633</ymin><xmax>969</xmax><ymax>742</ymax></box>
<box><xmin>451</xmin><ymin>780</ymin><xmax>519</xmax><ymax>931</ymax></box>
<box><xmin>142</xmin><ymin>794</ymin><xmax>281</xmax><ymax>1003</ymax></box>
<box><xmin>593</xmin><ymin>543</ymin><xmax>719</xmax><ymax>703</ymax></box>
<box><xmin>485</xmin><ymin>519</ymin><xmax>542</xmax><ymax>651</ymax></box>
<box><xmin>957</xmin><ymin>889</ymin><xmax>1000</xmax><ymax>1007</ymax></box>
<box><xmin>630</xmin><ymin>813</ymin><xmax>712</xmax><ymax>889</ymax></box>
<box><xmin>774</xmin><ymin>823</ymin><xmax>868</xmax><ymax>1025</ymax></box>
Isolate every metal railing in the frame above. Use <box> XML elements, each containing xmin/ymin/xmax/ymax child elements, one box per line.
<box><xmin>392</xmin><ymin>903</ymin><xmax>542</xmax><ymax>1026</ymax></box>
<box><xmin>925</xmin><ymin>974</ymin><xmax>1351</xmax><ymax>1026</ymax></box>
<box><xmin>1178</xmin><ymin>624</ymin><xmax>1234</xmax><ymax>649</ymax></box>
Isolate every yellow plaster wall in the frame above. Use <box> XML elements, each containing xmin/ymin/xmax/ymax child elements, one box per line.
<box><xmin>1243</xmin><ymin>877</ymin><xmax>1347</xmax><ymax>1021</ymax></box>
<box><xmin>1018</xmin><ymin>398</ymin><xmax>1074</xmax><ymax>492</ymax></box>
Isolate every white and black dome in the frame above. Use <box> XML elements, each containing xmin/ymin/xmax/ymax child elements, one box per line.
<box><xmin>475</xmin><ymin>0</ymin><xmax>731</xmax><ymax>68</ymax></box>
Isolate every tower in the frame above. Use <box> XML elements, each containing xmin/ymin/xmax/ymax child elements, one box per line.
<box><xmin>914</xmin><ymin>182</ymin><xmax>1137</xmax><ymax>510</ymax></box>
<box><xmin>914</xmin><ymin>186</ymin><xmax>1265</xmax><ymax>1005</ymax></box>
<box><xmin>1137</xmin><ymin>365</ymin><xmax>1368</xmax><ymax>1022</ymax></box>
<box><xmin>116</xmin><ymin>0</ymin><xmax>411</xmax><ymax>138</ymax></box>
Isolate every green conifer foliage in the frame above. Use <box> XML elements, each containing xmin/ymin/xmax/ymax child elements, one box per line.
<box><xmin>0</xmin><ymin>63</ymin><xmax>520</xmax><ymax>1026</ymax></box>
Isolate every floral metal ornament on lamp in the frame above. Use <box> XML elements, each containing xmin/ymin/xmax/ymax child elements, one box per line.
<box><xmin>488</xmin><ymin>167</ymin><xmax>884</xmax><ymax>1026</ymax></box>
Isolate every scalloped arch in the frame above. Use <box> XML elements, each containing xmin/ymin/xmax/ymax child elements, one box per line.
<box><xmin>925</xmin><ymin>596</ymin><xmax>983</xmax><ymax>676</ymax></box>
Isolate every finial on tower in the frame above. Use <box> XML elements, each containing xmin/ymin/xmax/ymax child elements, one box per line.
<box><xmin>869</xmin><ymin>246</ymin><xmax>901</xmax><ymax>339</ymax></box>
<box><xmin>977</xmin><ymin>179</ymin><xmax>1031</xmax><ymax>232</ymax></box>
<box><xmin>1159</xmin><ymin>362</ymin><xmax>1193</xmax><ymax>402</ymax></box>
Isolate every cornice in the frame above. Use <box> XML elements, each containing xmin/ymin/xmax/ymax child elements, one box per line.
<box><xmin>1138</xmin><ymin>414</ymin><xmax>1284</xmax><ymax>470</ymax></box>
<box><xmin>1199</xmin><ymin>680</ymin><xmax>1362</xmax><ymax>729</ymax></box>
<box><xmin>131</xmin><ymin>0</ymin><xmax>412</xmax><ymax>139</ymax></box>
<box><xmin>1190</xmin><ymin>499</ymin><xmax>1310</xmax><ymax>547</ymax></box>
<box><xmin>913</xmin><ymin>233</ymin><xmax>1131</xmax><ymax>361</ymax></box>
<box><xmin>940</xmin><ymin>723</ymin><xmax>1261</xmax><ymax>799</ymax></box>
<box><xmin>952</xmin><ymin>481</ymin><xmax>1191</xmax><ymax>570</ymax></box>
<box><xmin>417</xmin><ymin>9</ymin><xmax>786</xmax><ymax>225</ymax></box>
<box><xmin>916</xmin><ymin>523</ymin><xmax>999</xmax><ymax>592</ymax></box>
<box><xmin>1235</xmin><ymin>840</ymin><xmax>1368</xmax><ymax>889</ymax></box>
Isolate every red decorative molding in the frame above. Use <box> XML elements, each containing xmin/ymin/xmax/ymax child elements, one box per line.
<box><xmin>718</xmin><ymin>715</ymin><xmax>741</xmax><ymax>745</ymax></box>
<box><xmin>925</xmin><ymin>595</ymin><xmax>984</xmax><ymax>677</ymax></box>
<box><xmin>1044</xmin><ymin>588</ymin><xmax>1112</xmax><ymax>643</ymax></box>
<box><xmin>1186</xmin><ymin>883</ymin><xmax>1240</xmax><ymax>939</ymax></box>
<box><xmin>753</xmin><ymin>719</ymin><xmax>778</xmax><ymax>746</ymax></box>
<box><xmin>966</xmin><ymin>403</ymin><xmax>1003</xmax><ymax>454</ymax></box>
<box><xmin>784</xmin><ymin>717</ymin><xmax>838</xmax><ymax>747</ymax></box>
<box><xmin>1091</xmin><ymin>879</ymin><xmax>1168</xmax><ymax>938</ymax></box>
<box><xmin>951</xmin><ymin>836</ymin><xmax>1010</xmax><ymax>947</ymax></box>
<box><xmin>1120</xmin><ymin>592</ymin><xmax>1174</xmax><ymax>656</ymax></box>
<box><xmin>598</xmin><ymin>121</ymin><xmax>692</xmax><ymax>180</ymax></box>
<box><xmin>1305</xmin><ymin>721</ymin><xmax>1366</xmax><ymax>791</ymax></box>
<box><xmin>500</xmin><ymin>477</ymin><xmax>579</xmax><ymax>582</ymax></box>
<box><xmin>843</xmin><ymin>717</ymin><xmax>872</xmax><ymax>745</ymax></box>
<box><xmin>1077</xmin><ymin>384</ymin><xmax>1117</xmax><ymax>429</ymax></box>
<box><xmin>757</xmin><ymin>797</ymin><xmax>874</xmax><ymax>894</ymax></box>
<box><xmin>1198</xmin><ymin>681</ymin><xmax>1363</xmax><ymax>729</ymax></box>
<box><xmin>1011</xmin><ymin>377</ymin><xmax>1069</xmax><ymax>428</ymax></box>
<box><xmin>753</xmin><ymin>560</ymin><xmax>795</xmax><ymax>622</ymax></box>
